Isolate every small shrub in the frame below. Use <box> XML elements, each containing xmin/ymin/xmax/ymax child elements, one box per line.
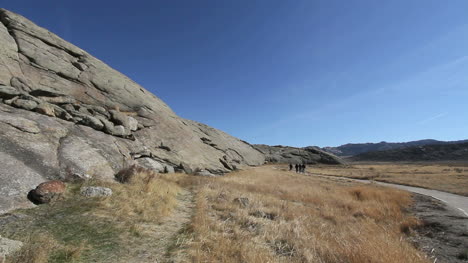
<box><xmin>115</xmin><ymin>164</ymin><xmax>139</xmax><ymax>183</ymax></box>
<box><xmin>270</xmin><ymin>239</ymin><xmax>296</xmax><ymax>257</ymax></box>
<box><xmin>49</xmin><ymin>241</ymin><xmax>88</xmax><ymax>262</ymax></box>
<box><xmin>399</xmin><ymin>217</ymin><xmax>421</xmax><ymax>235</ymax></box>
<box><xmin>350</xmin><ymin>188</ymin><xmax>363</xmax><ymax>201</ymax></box>
<box><xmin>129</xmin><ymin>224</ymin><xmax>144</xmax><ymax>238</ymax></box>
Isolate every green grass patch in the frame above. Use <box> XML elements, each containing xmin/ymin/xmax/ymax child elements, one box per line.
<box><xmin>2</xmin><ymin>168</ymin><xmax>185</xmax><ymax>263</ymax></box>
<box><xmin>1</xmin><ymin>197</ymin><xmax>122</xmax><ymax>262</ymax></box>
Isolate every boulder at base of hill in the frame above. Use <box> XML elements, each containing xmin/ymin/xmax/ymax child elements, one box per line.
<box><xmin>27</xmin><ymin>180</ymin><xmax>66</xmax><ymax>204</ymax></box>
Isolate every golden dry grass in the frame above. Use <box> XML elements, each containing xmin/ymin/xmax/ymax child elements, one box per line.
<box><xmin>308</xmin><ymin>163</ymin><xmax>468</xmax><ymax>196</ymax></box>
<box><xmin>184</xmin><ymin>165</ymin><xmax>428</xmax><ymax>263</ymax></box>
<box><xmin>4</xmin><ymin>165</ymin><xmax>436</xmax><ymax>262</ymax></box>
<box><xmin>6</xmin><ymin>232</ymin><xmax>88</xmax><ymax>263</ymax></box>
<box><xmin>92</xmin><ymin>165</ymin><xmax>183</xmax><ymax>223</ymax></box>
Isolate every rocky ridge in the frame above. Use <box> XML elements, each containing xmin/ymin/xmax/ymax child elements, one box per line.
<box><xmin>322</xmin><ymin>139</ymin><xmax>468</xmax><ymax>157</ymax></box>
<box><xmin>350</xmin><ymin>142</ymin><xmax>468</xmax><ymax>162</ymax></box>
<box><xmin>254</xmin><ymin>144</ymin><xmax>343</xmax><ymax>165</ymax></box>
<box><xmin>0</xmin><ymin>8</ymin><xmax>265</xmax><ymax>214</ymax></box>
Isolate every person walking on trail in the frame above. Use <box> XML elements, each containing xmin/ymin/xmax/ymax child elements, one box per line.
<box><xmin>289</xmin><ymin>164</ymin><xmax>293</xmax><ymax>171</ymax></box>
<box><xmin>295</xmin><ymin>164</ymin><xmax>299</xmax><ymax>173</ymax></box>
<box><xmin>302</xmin><ymin>164</ymin><xmax>306</xmax><ymax>173</ymax></box>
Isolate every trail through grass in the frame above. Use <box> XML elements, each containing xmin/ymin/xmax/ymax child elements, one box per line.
<box><xmin>1</xmin><ymin>165</ymin><xmax>434</xmax><ymax>262</ymax></box>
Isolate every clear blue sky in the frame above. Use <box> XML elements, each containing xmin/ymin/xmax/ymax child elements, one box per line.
<box><xmin>2</xmin><ymin>0</ymin><xmax>467</xmax><ymax>147</ymax></box>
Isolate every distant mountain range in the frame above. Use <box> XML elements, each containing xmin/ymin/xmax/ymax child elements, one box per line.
<box><xmin>322</xmin><ymin>139</ymin><xmax>468</xmax><ymax>157</ymax></box>
<box><xmin>349</xmin><ymin>142</ymin><xmax>468</xmax><ymax>162</ymax></box>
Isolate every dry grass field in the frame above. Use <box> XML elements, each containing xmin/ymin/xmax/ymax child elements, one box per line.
<box><xmin>181</xmin><ymin>166</ymin><xmax>428</xmax><ymax>263</ymax></box>
<box><xmin>2</xmin><ymin>165</ymin><xmax>433</xmax><ymax>262</ymax></box>
<box><xmin>307</xmin><ymin>163</ymin><xmax>468</xmax><ymax>196</ymax></box>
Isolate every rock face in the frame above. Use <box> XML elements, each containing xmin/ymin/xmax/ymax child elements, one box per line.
<box><xmin>254</xmin><ymin>145</ymin><xmax>343</xmax><ymax>165</ymax></box>
<box><xmin>0</xmin><ymin>9</ymin><xmax>264</xmax><ymax>214</ymax></box>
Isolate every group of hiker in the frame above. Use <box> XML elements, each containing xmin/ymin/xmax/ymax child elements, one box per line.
<box><xmin>289</xmin><ymin>163</ymin><xmax>306</xmax><ymax>173</ymax></box>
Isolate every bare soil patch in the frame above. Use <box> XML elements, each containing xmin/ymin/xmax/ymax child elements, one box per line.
<box><xmin>409</xmin><ymin>194</ymin><xmax>468</xmax><ymax>263</ymax></box>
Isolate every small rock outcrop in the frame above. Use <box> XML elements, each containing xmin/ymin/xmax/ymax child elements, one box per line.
<box><xmin>80</xmin><ymin>186</ymin><xmax>112</xmax><ymax>197</ymax></box>
<box><xmin>195</xmin><ymin>169</ymin><xmax>217</xmax><ymax>177</ymax></box>
<box><xmin>27</xmin><ymin>180</ymin><xmax>66</xmax><ymax>204</ymax></box>
<box><xmin>0</xmin><ymin>235</ymin><xmax>23</xmax><ymax>261</ymax></box>
<box><xmin>253</xmin><ymin>145</ymin><xmax>343</xmax><ymax>165</ymax></box>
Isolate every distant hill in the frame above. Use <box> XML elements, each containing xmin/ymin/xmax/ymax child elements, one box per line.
<box><xmin>253</xmin><ymin>145</ymin><xmax>343</xmax><ymax>165</ymax></box>
<box><xmin>349</xmin><ymin>142</ymin><xmax>468</xmax><ymax>162</ymax></box>
<box><xmin>322</xmin><ymin>139</ymin><xmax>468</xmax><ymax>157</ymax></box>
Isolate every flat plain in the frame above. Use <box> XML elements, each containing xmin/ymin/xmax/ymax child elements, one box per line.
<box><xmin>307</xmin><ymin>163</ymin><xmax>468</xmax><ymax>196</ymax></box>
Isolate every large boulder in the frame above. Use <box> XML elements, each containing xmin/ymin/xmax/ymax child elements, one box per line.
<box><xmin>0</xmin><ymin>8</ymin><xmax>265</xmax><ymax>214</ymax></box>
<box><xmin>80</xmin><ymin>186</ymin><xmax>112</xmax><ymax>197</ymax></box>
<box><xmin>136</xmin><ymin>157</ymin><xmax>165</xmax><ymax>173</ymax></box>
<box><xmin>28</xmin><ymin>180</ymin><xmax>66</xmax><ymax>204</ymax></box>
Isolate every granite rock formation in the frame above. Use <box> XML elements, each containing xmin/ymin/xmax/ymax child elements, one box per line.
<box><xmin>254</xmin><ymin>144</ymin><xmax>343</xmax><ymax>165</ymax></box>
<box><xmin>0</xmin><ymin>9</ymin><xmax>264</xmax><ymax>214</ymax></box>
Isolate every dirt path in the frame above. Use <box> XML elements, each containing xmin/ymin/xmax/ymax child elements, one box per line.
<box><xmin>129</xmin><ymin>189</ymin><xmax>194</xmax><ymax>263</ymax></box>
<box><xmin>368</xmin><ymin>180</ymin><xmax>468</xmax><ymax>217</ymax></box>
<box><xmin>310</xmin><ymin>172</ymin><xmax>468</xmax><ymax>222</ymax></box>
